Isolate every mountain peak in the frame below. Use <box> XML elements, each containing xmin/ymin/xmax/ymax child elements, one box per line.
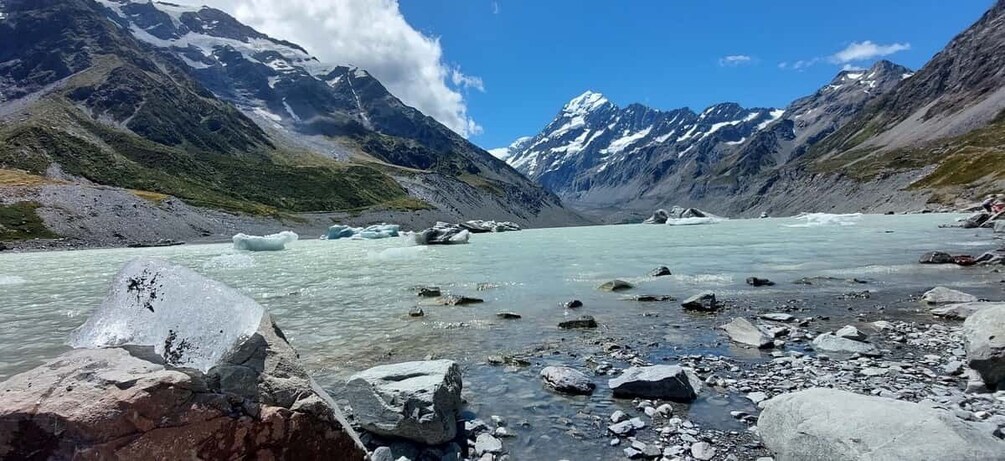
<box><xmin>562</xmin><ymin>91</ymin><xmax>611</xmax><ymax>115</ymax></box>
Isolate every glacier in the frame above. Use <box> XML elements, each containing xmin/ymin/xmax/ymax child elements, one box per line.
<box><xmin>68</xmin><ymin>258</ymin><xmax>265</xmax><ymax>372</ymax></box>
<box><xmin>233</xmin><ymin>231</ymin><xmax>299</xmax><ymax>251</ymax></box>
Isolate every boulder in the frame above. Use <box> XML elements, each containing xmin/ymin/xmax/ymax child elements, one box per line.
<box><xmin>564</xmin><ymin>299</ymin><xmax>584</xmax><ymax>309</ymax></box>
<box><xmin>963</xmin><ymin>305</ymin><xmax>1005</xmax><ymax>388</ymax></box>
<box><xmin>720</xmin><ymin>318</ymin><xmax>773</xmax><ymax>349</ymax></box>
<box><xmin>649</xmin><ymin>266</ymin><xmax>672</xmax><ymax>277</ymax></box>
<box><xmin>599</xmin><ymin>279</ymin><xmax>634</xmax><ymax>292</ymax></box>
<box><xmin>746</xmin><ymin>277</ymin><xmax>774</xmax><ymax>287</ymax></box>
<box><xmin>344</xmin><ymin>360</ymin><xmax>463</xmax><ymax>445</ymax></box>
<box><xmin>559</xmin><ymin>316</ymin><xmax>598</xmax><ymax>329</ymax></box>
<box><xmin>919</xmin><ymin>251</ymin><xmax>954</xmax><ymax>264</ymax></box>
<box><xmin>435</xmin><ymin>295</ymin><xmax>484</xmax><ymax>306</ymax></box>
<box><xmin>608</xmin><ymin>365</ymin><xmax>700</xmax><ymax>401</ymax></box>
<box><xmin>811</xmin><ymin>333</ymin><xmax>880</xmax><ymax>356</ymax></box>
<box><xmin>540</xmin><ymin>366</ymin><xmax>595</xmax><ymax>395</ymax></box>
<box><xmin>835</xmin><ymin>325</ymin><xmax>867</xmax><ymax>341</ymax></box>
<box><xmin>496</xmin><ymin>312</ymin><xmax>521</xmax><ymax>320</ymax></box>
<box><xmin>0</xmin><ymin>315</ymin><xmax>367</xmax><ymax>460</ymax></box>
<box><xmin>961</xmin><ymin>212</ymin><xmax>991</xmax><ymax>229</ymax></box>
<box><xmin>759</xmin><ymin>388</ymin><xmax>1004</xmax><ymax>461</ymax></box>
<box><xmin>932</xmin><ymin>302</ymin><xmax>1002</xmax><ymax>320</ymax></box>
<box><xmin>415</xmin><ymin>286</ymin><xmax>442</xmax><ymax>297</ymax></box>
<box><xmin>760</xmin><ymin>313</ymin><xmax>795</xmax><ymax>322</ymax></box>
<box><xmin>922</xmin><ymin>286</ymin><xmax>978</xmax><ymax>305</ymax></box>
<box><xmin>408</xmin><ymin>307</ymin><xmax>425</xmax><ymax>317</ymax></box>
<box><xmin>681</xmin><ymin>292</ymin><xmax>718</xmax><ymax>311</ymax></box>
<box><xmin>643</xmin><ymin>209</ymin><xmax>670</xmax><ymax>224</ymax></box>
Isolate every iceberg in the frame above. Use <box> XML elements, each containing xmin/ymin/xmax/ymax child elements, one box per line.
<box><xmin>68</xmin><ymin>258</ymin><xmax>265</xmax><ymax>372</ymax></box>
<box><xmin>232</xmin><ymin>231</ymin><xmax>298</xmax><ymax>251</ymax></box>
<box><xmin>460</xmin><ymin>220</ymin><xmax>522</xmax><ymax>233</ymax></box>
<box><xmin>322</xmin><ymin>223</ymin><xmax>400</xmax><ymax>240</ymax></box>
<box><xmin>787</xmin><ymin>213</ymin><xmax>862</xmax><ymax>228</ymax></box>
<box><xmin>666</xmin><ymin>217</ymin><xmax>722</xmax><ymax>226</ymax></box>
<box><xmin>414</xmin><ymin>222</ymin><xmax>470</xmax><ymax>245</ymax></box>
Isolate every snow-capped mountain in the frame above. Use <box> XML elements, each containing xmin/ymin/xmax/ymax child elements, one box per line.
<box><xmin>503</xmin><ymin>91</ymin><xmax>781</xmax><ymax>197</ymax></box>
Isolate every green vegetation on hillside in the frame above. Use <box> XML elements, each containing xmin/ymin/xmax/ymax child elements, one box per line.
<box><xmin>0</xmin><ymin>202</ymin><xmax>58</xmax><ymax>241</ymax></box>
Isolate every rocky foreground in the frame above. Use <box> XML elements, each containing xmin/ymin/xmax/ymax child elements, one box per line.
<box><xmin>1</xmin><ymin>253</ymin><xmax>1005</xmax><ymax>460</ymax></box>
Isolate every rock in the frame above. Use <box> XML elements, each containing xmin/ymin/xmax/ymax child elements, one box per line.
<box><xmin>540</xmin><ymin>366</ymin><xmax>595</xmax><ymax>395</ymax></box>
<box><xmin>746</xmin><ymin>391</ymin><xmax>768</xmax><ymax>404</ymax></box>
<box><xmin>608</xmin><ymin>365</ymin><xmax>700</xmax><ymax>401</ymax></box>
<box><xmin>649</xmin><ymin>266</ymin><xmax>672</xmax><ymax>277</ymax></box>
<box><xmin>835</xmin><ymin>325</ymin><xmax>868</xmax><ymax>341</ymax></box>
<box><xmin>564</xmin><ymin>299</ymin><xmax>584</xmax><ymax>309</ymax></box>
<box><xmin>622</xmin><ymin>294</ymin><xmax>674</xmax><ymax>302</ymax></box>
<box><xmin>0</xmin><ymin>315</ymin><xmax>367</xmax><ymax>459</ymax></box>
<box><xmin>474</xmin><ymin>433</ymin><xmax>503</xmax><ymax>455</ymax></box>
<box><xmin>681</xmin><ymin>292</ymin><xmax>717</xmax><ymax>311</ymax></box>
<box><xmin>409</xmin><ymin>307</ymin><xmax>425</xmax><ymax>317</ymax></box>
<box><xmin>559</xmin><ymin>316</ymin><xmax>598</xmax><ymax>329</ymax></box>
<box><xmin>932</xmin><ymin>302</ymin><xmax>1002</xmax><ymax>320</ymax></box>
<box><xmin>415</xmin><ymin>286</ymin><xmax>442</xmax><ymax>297</ymax></box>
<box><xmin>643</xmin><ymin>209</ymin><xmax>670</xmax><ymax>224</ymax></box>
<box><xmin>496</xmin><ymin>312</ymin><xmax>521</xmax><ymax>319</ymax></box>
<box><xmin>746</xmin><ymin>277</ymin><xmax>775</xmax><ymax>287</ymax></box>
<box><xmin>690</xmin><ymin>442</ymin><xmax>716</xmax><ymax>460</ymax></box>
<box><xmin>919</xmin><ymin>251</ymin><xmax>954</xmax><ymax>264</ymax></box>
<box><xmin>871</xmin><ymin>320</ymin><xmax>893</xmax><ymax>331</ymax></box>
<box><xmin>922</xmin><ymin>286</ymin><xmax>979</xmax><ymax>305</ymax></box>
<box><xmin>599</xmin><ymin>279</ymin><xmax>633</xmax><ymax>292</ymax></box>
<box><xmin>344</xmin><ymin>360</ymin><xmax>463</xmax><ymax>445</ymax></box>
<box><xmin>759</xmin><ymin>388</ymin><xmax>1005</xmax><ymax>461</ymax></box>
<box><xmin>611</xmin><ymin>410</ymin><xmax>628</xmax><ymax>423</ymax></box>
<box><xmin>760</xmin><ymin>313</ymin><xmax>795</xmax><ymax>322</ymax></box>
<box><xmin>721</xmin><ymin>318</ymin><xmax>773</xmax><ymax>348</ymax></box>
<box><xmin>996</xmin><ymin>221</ymin><xmax>1005</xmax><ymax>234</ymax></box>
<box><xmin>371</xmin><ymin>446</ymin><xmax>394</xmax><ymax>461</ymax></box>
<box><xmin>436</xmin><ymin>295</ymin><xmax>484</xmax><ymax>306</ymax></box>
<box><xmin>793</xmin><ymin>276</ymin><xmax>868</xmax><ymax>286</ymax></box>
<box><xmin>963</xmin><ymin>305</ymin><xmax>1005</xmax><ymax>388</ymax></box>
<box><xmin>811</xmin><ymin>333</ymin><xmax>880</xmax><ymax>356</ymax></box>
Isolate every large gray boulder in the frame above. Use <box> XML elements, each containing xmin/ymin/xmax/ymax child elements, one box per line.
<box><xmin>720</xmin><ymin>318</ymin><xmax>773</xmax><ymax>348</ymax></box>
<box><xmin>963</xmin><ymin>305</ymin><xmax>1005</xmax><ymax>388</ymax></box>
<box><xmin>681</xmin><ymin>292</ymin><xmax>718</xmax><ymax>311</ymax></box>
<box><xmin>812</xmin><ymin>332</ymin><xmax>881</xmax><ymax>356</ymax></box>
<box><xmin>933</xmin><ymin>302</ymin><xmax>1002</xmax><ymax>320</ymax></box>
<box><xmin>922</xmin><ymin>286</ymin><xmax>978</xmax><ymax>305</ymax></box>
<box><xmin>759</xmin><ymin>388</ymin><xmax>1005</xmax><ymax>461</ymax></box>
<box><xmin>608</xmin><ymin>365</ymin><xmax>700</xmax><ymax>401</ymax></box>
<box><xmin>344</xmin><ymin>360</ymin><xmax>463</xmax><ymax>445</ymax></box>
<box><xmin>540</xmin><ymin>366</ymin><xmax>595</xmax><ymax>395</ymax></box>
<box><xmin>0</xmin><ymin>259</ymin><xmax>367</xmax><ymax>460</ymax></box>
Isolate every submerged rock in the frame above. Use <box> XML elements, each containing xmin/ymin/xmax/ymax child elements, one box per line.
<box><xmin>232</xmin><ymin>230</ymin><xmax>298</xmax><ymax>251</ymax></box>
<box><xmin>681</xmin><ymin>292</ymin><xmax>718</xmax><ymax>311</ymax></box>
<box><xmin>919</xmin><ymin>251</ymin><xmax>954</xmax><ymax>264</ymax></box>
<box><xmin>344</xmin><ymin>360</ymin><xmax>463</xmax><ymax>445</ymax></box>
<box><xmin>608</xmin><ymin>365</ymin><xmax>700</xmax><ymax>401</ymax></box>
<box><xmin>721</xmin><ymin>318</ymin><xmax>773</xmax><ymax>349</ymax></box>
<box><xmin>540</xmin><ymin>366</ymin><xmax>595</xmax><ymax>395</ymax></box>
<box><xmin>622</xmin><ymin>294</ymin><xmax>675</xmax><ymax>302</ymax></box>
<box><xmin>743</xmin><ymin>275</ymin><xmax>771</xmax><ymax>287</ymax></box>
<box><xmin>409</xmin><ymin>307</ymin><xmax>425</xmax><ymax>317</ymax></box>
<box><xmin>759</xmin><ymin>388</ymin><xmax>1004</xmax><ymax>461</ymax></box>
<box><xmin>599</xmin><ymin>279</ymin><xmax>634</xmax><ymax>292</ymax></box>
<box><xmin>559</xmin><ymin>316</ymin><xmax>598</xmax><ymax>329</ymax></box>
<box><xmin>649</xmin><ymin>266</ymin><xmax>672</xmax><ymax>277</ymax></box>
<box><xmin>922</xmin><ymin>286</ymin><xmax>979</xmax><ymax>305</ymax></box>
<box><xmin>415</xmin><ymin>286</ymin><xmax>442</xmax><ymax>297</ymax></box>
<box><xmin>811</xmin><ymin>332</ymin><xmax>881</xmax><ymax>356</ymax></box>
<box><xmin>496</xmin><ymin>312</ymin><xmax>522</xmax><ymax>319</ymax></box>
<box><xmin>963</xmin><ymin>304</ymin><xmax>1005</xmax><ymax>388</ymax></box>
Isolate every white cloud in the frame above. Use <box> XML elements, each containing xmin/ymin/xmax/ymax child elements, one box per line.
<box><xmin>492</xmin><ymin>1</ymin><xmax>500</xmax><ymax>14</ymax></box>
<box><xmin>841</xmin><ymin>64</ymin><xmax>865</xmax><ymax>71</ymax></box>
<box><xmin>719</xmin><ymin>55</ymin><xmax>753</xmax><ymax>67</ymax></box>
<box><xmin>201</xmin><ymin>0</ymin><xmax>483</xmax><ymax>137</ymax></box>
<box><xmin>830</xmin><ymin>41</ymin><xmax>911</xmax><ymax>64</ymax></box>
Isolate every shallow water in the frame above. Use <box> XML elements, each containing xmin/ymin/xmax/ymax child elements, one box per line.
<box><xmin>0</xmin><ymin>213</ymin><xmax>1000</xmax><ymax>459</ymax></box>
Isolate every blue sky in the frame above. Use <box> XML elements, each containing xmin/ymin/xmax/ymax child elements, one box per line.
<box><xmin>398</xmin><ymin>0</ymin><xmax>995</xmax><ymax>149</ymax></box>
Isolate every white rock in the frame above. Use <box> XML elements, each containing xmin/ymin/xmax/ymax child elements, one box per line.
<box><xmin>922</xmin><ymin>286</ymin><xmax>978</xmax><ymax>305</ymax></box>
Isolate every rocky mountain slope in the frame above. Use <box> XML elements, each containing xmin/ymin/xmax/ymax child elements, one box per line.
<box><xmin>0</xmin><ymin>0</ymin><xmax>582</xmax><ymax>247</ymax></box>
<box><xmin>505</xmin><ymin>0</ymin><xmax>1005</xmax><ymax>221</ymax></box>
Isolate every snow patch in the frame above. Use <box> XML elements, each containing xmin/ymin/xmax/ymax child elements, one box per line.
<box><xmin>601</xmin><ymin>127</ymin><xmax>651</xmax><ymax>155</ymax></box>
<box><xmin>756</xmin><ymin>109</ymin><xmax>785</xmax><ymax>131</ymax></box>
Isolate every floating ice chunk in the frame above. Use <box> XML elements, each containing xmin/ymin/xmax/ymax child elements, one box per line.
<box><xmin>323</xmin><ymin>223</ymin><xmax>400</xmax><ymax>240</ymax></box>
<box><xmin>666</xmin><ymin>217</ymin><xmax>723</xmax><ymax>226</ymax></box>
<box><xmin>786</xmin><ymin>213</ymin><xmax>862</xmax><ymax>228</ymax></box>
<box><xmin>68</xmin><ymin>258</ymin><xmax>265</xmax><ymax>372</ymax></box>
<box><xmin>414</xmin><ymin>224</ymin><xmax>470</xmax><ymax>245</ymax></box>
<box><xmin>232</xmin><ymin>231</ymin><xmax>298</xmax><ymax>251</ymax></box>
<box><xmin>0</xmin><ymin>275</ymin><xmax>27</xmax><ymax>285</ymax></box>
<box><xmin>370</xmin><ymin>245</ymin><xmax>428</xmax><ymax>261</ymax></box>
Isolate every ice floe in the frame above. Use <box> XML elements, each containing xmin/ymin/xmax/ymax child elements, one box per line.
<box><xmin>786</xmin><ymin>213</ymin><xmax>862</xmax><ymax>228</ymax></box>
<box><xmin>322</xmin><ymin>224</ymin><xmax>400</xmax><ymax>240</ymax></box>
<box><xmin>233</xmin><ymin>231</ymin><xmax>298</xmax><ymax>251</ymax></box>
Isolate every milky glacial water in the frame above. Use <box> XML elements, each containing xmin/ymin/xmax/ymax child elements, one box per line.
<box><xmin>0</xmin><ymin>214</ymin><xmax>1000</xmax><ymax>459</ymax></box>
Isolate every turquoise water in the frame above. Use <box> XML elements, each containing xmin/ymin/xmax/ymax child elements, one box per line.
<box><xmin>0</xmin><ymin>213</ymin><xmax>998</xmax><ymax>458</ymax></box>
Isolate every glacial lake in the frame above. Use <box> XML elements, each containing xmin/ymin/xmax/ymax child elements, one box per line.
<box><xmin>0</xmin><ymin>213</ymin><xmax>1000</xmax><ymax>459</ymax></box>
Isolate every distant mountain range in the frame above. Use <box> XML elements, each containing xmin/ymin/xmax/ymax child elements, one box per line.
<box><xmin>501</xmin><ymin>0</ymin><xmax>1005</xmax><ymax>221</ymax></box>
<box><xmin>0</xmin><ymin>0</ymin><xmax>582</xmax><ymax>247</ymax></box>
